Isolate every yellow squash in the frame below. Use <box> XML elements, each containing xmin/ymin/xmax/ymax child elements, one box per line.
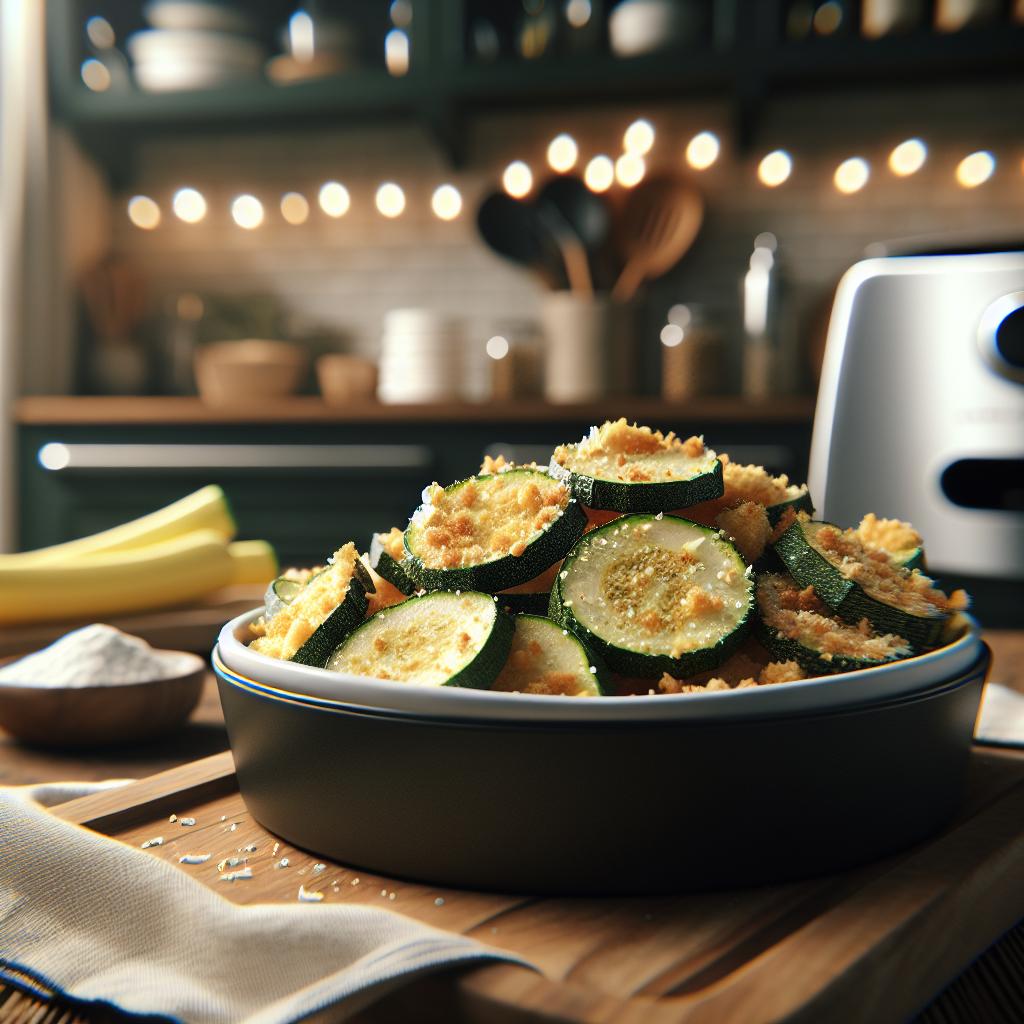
<box><xmin>0</xmin><ymin>529</ymin><xmax>235</xmax><ymax>625</ymax></box>
<box><xmin>2</xmin><ymin>485</ymin><xmax>235</xmax><ymax>566</ymax></box>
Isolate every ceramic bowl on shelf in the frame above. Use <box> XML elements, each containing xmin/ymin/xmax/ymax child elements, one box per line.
<box><xmin>315</xmin><ymin>354</ymin><xmax>378</xmax><ymax>405</ymax></box>
<box><xmin>194</xmin><ymin>340</ymin><xmax>307</xmax><ymax>405</ymax></box>
<box><xmin>213</xmin><ymin>609</ymin><xmax>988</xmax><ymax>894</ymax></box>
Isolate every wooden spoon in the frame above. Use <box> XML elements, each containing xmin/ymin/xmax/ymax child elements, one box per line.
<box><xmin>611</xmin><ymin>176</ymin><xmax>704</xmax><ymax>301</ymax></box>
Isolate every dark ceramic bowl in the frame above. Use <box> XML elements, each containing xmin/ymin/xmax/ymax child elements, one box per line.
<box><xmin>212</xmin><ymin>638</ymin><xmax>989</xmax><ymax>895</ymax></box>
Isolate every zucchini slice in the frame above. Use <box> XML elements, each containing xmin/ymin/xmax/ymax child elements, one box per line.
<box><xmin>263</xmin><ymin>575</ymin><xmax>302</xmax><ymax>620</ymax></box>
<box><xmin>251</xmin><ymin>544</ymin><xmax>369</xmax><ymax>667</ymax></box>
<box><xmin>325</xmin><ymin>590</ymin><xmax>513</xmax><ymax>689</ymax></box>
<box><xmin>550</xmin><ymin>420</ymin><xmax>724</xmax><ymax>513</ymax></box>
<box><xmin>773</xmin><ymin>518</ymin><xmax>955</xmax><ymax>649</ymax></box>
<box><xmin>765</xmin><ymin>490</ymin><xmax>814</xmax><ymax>527</ymax></box>
<box><xmin>491</xmin><ymin>614</ymin><xmax>607</xmax><ymax>696</ymax></box>
<box><xmin>683</xmin><ymin>461</ymin><xmax>813</xmax><ymax>527</ymax></box>
<box><xmin>368</xmin><ymin>527</ymin><xmax>416</xmax><ymax>596</ymax></box>
<box><xmin>755</xmin><ymin>573</ymin><xmax>913</xmax><ymax>675</ymax></box>
<box><xmin>855</xmin><ymin>513</ymin><xmax>926</xmax><ymax>572</ymax></box>
<box><xmin>549</xmin><ymin>514</ymin><xmax>755</xmax><ymax>678</ymax></box>
<box><xmin>404</xmin><ymin>469</ymin><xmax>586</xmax><ymax>593</ymax></box>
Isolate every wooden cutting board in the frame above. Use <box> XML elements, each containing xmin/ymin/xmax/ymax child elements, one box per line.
<box><xmin>0</xmin><ymin>586</ymin><xmax>263</xmax><ymax>658</ymax></box>
<box><xmin>36</xmin><ymin>744</ymin><xmax>1024</xmax><ymax>1023</ymax></box>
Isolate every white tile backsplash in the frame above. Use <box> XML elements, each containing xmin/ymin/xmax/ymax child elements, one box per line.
<box><xmin>111</xmin><ymin>81</ymin><xmax>1024</xmax><ymax>395</ymax></box>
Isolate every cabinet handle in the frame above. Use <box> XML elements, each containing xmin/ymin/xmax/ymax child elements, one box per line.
<box><xmin>37</xmin><ymin>443</ymin><xmax>433</xmax><ymax>473</ymax></box>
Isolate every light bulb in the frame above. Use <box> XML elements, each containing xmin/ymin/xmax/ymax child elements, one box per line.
<box><xmin>375</xmin><ymin>182</ymin><xmax>406</xmax><ymax>217</ymax></box>
<box><xmin>615</xmin><ymin>152</ymin><xmax>645</xmax><ymax>188</ymax></box>
<box><xmin>173</xmin><ymin>187</ymin><xmax>207</xmax><ymax>224</ymax></box>
<box><xmin>502</xmin><ymin>161</ymin><xmax>533</xmax><ymax>198</ymax></box>
<box><xmin>547</xmin><ymin>134</ymin><xmax>579</xmax><ymax>173</ymax></box>
<box><xmin>757</xmin><ymin>150</ymin><xmax>792</xmax><ymax>187</ymax></box>
<box><xmin>231</xmin><ymin>194</ymin><xmax>264</xmax><ymax>229</ymax></box>
<box><xmin>686</xmin><ymin>131</ymin><xmax>720</xmax><ymax>170</ymax></box>
<box><xmin>834</xmin><ymin>157</ymin><xmax>870</xmax><ymax>194</ymax></box>
<box><xmin>889</xmin><ymin>138</ymin><xmax>927</xmax><ymax>177</ymax></box>
<box><xmin>583</xmin><ymin>155</ymin><xmax>614</xmax><ymax>193</ymax></box>
<box><xmin>127</xmin><ymin>196</ymin><xmax>160</xmax><ymax>230</ymax></box>
<box><xmin>431</xmin><ymin>184</ymin><xmax>462</xmax><ymax>220</ymax></box>
<box><xmin>623</xmin><ymin>119</ymin><xmax>655</xmax><ymax>156</ymax></box>
<box><xmin>956</xmin><ymin>151</ymin><xmax>995</xmax><ymax>188</ymax></box>
<box><xmin>318</xmin><ymin>181</ymin><xmax>350</xmax><ymax>218</ymax></box>
<box><xmin>280</xmin><ymin>192</ymin><xmax>309</xmax><ymax>225</ymax></box>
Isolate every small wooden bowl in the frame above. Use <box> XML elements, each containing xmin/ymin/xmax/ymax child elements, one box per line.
<box><xmin>0</xmin><ymin>652</ymin><xmax>205</xmax><ymax>748</ymax></box>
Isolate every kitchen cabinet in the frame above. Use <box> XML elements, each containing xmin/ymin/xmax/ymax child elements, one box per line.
<box><xmin>15</xmin><ymin>397</ymin><xmax>813</xmax><ymax>566</ymax></box>
<box><xmin>47</xmin><ymin>0</ymin><xmax>1024</xmax><ymax>177</ymax></box>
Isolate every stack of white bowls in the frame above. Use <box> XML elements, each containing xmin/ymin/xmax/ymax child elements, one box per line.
<box><xmin>129</xmin><ymin>2</ymin><xmax>264</xmax><ymax>92</ymax></box>
<box><xmin>377</xmin><ymin>309</ymin><xmax>464</xmax><ymax>404</ymax></box>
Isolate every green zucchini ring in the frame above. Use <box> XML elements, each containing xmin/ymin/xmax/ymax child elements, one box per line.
<box><xmin>368</xmin><ymin>528</ymin><xmax>417</xmax><ymax>595</ymax></box>
<box><xmin>404</xmin><ymin>469</ymin><xmax>586</xmax><ymax>593</ymax></box>
<box><xmin>549</xmin><ymin>514</ymin><xmax>754</xmax><ymax>678</ymax></box>
<box><xmin>325</xmin><ymin>590</ymin><xmax>513</xmax><ymax>689</ymax></box>
<box><xmin>549</xmin><ymin>421</ymin><xmax>724</xmax><ymax>513</ymax></box>
<box><xmin>765</xmin><ymin>489</ymin><xmax>814</xmax><ymax>527</ymax></box>
<box><xmin>251</xmin><ymin>544</ymin><xmax>369</xmax><ymax>668</ymax></box>
<box><xmin>491</xmin><ymin>614</ymin><xmax>608</xmax><ymax>696</ymax></box>
<box><xmin>755</xmin><ymin>573</ymin><xmax>913</xmax><ymax>676</ymax></box>
<box><xmin>773</xmin><ymin>519</ymin><xmax>952</xmax><ymax>649</ymax></box>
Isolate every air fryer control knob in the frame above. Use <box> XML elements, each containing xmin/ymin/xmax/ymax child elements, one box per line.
<box><xmin>979</xmin><ymin>291</ymin><xmax>1024</xmax><ymax>383</ymax></box>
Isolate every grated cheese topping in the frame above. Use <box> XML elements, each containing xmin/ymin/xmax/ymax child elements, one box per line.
<box><xmin>680</xmin><ymin>457</ymin><xmax>807</xmax><ymax>523</ymax></box>
<box><xmin>491</xmin><ymin>617</ymin><xmax>596</xmax><ymax>697</ymax></box>
<box><xmin>803</xmin><ymin>520</ymin><xmax>966</xmax><ymax>618</ymax></box>
<box><xmin>409</xmin><ymin>469</ymin><xmax>569</xmax><ymax>570</ymax></box>
<box><xmin>855</xmin><ymin>513</ymin><xmax>923</xmax><ymax>562</ymax></box>
<box><xmin>250</xmin><ymin>544</ymin><xmax>360</xmax><ymax>660</ymax></box>
<box><xmin>375</xmin><ymin>527</ymin><xmax>406</xmax><ymax>563</ymax></box>
<box><xmin>715</xmin><ymin>501</ymin><xmax>772</xmax><ymax>564</ymax></box>
<box><xmin>552</xmin><ymin>419</ymin><xmax>717</xmax><ymax>485</ymax></box>
<box><xmin>561</xmin><ymin>517</ymin><xmax>752</xmax><ymax>659</ymax></box>
<box><xmin>758</xmin><ymin>572</ymin><xmax>913</xmax><ymax>663</ymax></box>
<box><xmin>327</xmin><ymin>593</ymin><xmax>496</xmax><ymax>685</ymax></box>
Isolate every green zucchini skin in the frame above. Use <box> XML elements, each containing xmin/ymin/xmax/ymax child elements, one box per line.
<box><xmin>548</xmin><ymin>514</ymin><xmax>754</xmax><ymax>679</ymax></box>
<box><xmin>772</xmin><ymin>521</ymin><xmax>947</xmax><ymax>649</ymax></box>
<box><xmin>327</xmin><ymin>591</ymin><xmax>514</xmax><ymax>689</ymax></box>
<box><xmin>764</xmin><ymin>490</ymin><xmax>814</xmax><ymax>527</ymax></box>
<box><xmin>552</xmin><ymin>457</ymin><xmax>724</xmax><ymax>514</ymax></box>
<box><xmin>369</xmin><ymin>540</ymin><xmax>417</xmax><ymax>596</ymax></box>
<box><xmin>291</xmin><ymin>577</ymin><xmax>370</xmax><ymax>668</ymax></box>
<box><xmin>895</xmin><ymin>546</ymin><xmax>925</xmax><ymax>573</ymax></box>
<box><xmin>509</xmin><ymin>614</ymin><xmax>610</xmax><ymax>696</ymax></box>
<box><xmin>753</xmin><ymin>609</ymin><xmax>905</xmax><ymax>677</ymax></box>
<box><xmin>404</xmin><ymin>475</ymin><xmax>587</xmax><ymax>593</ymax></box>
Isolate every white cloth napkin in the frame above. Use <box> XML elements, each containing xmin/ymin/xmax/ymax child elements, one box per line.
<box><xmin>0</xmin><ymin>782</ymin><xmax>528</xmax><ymax>1024</ymax></box>
<box><xmin>975</xmin><ymin>682</ymin><xmax>1024</xmax><ymax>748</ymax></box>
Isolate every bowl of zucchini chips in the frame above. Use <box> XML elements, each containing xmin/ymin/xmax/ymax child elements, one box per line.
<box><xmin>215</xmin><ymin>419</ymin><xmax>989</xmax><ymax>894</ymax></box>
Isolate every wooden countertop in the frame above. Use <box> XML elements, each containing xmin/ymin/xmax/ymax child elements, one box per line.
<box><xmin>0</xmin><ymin>633</ymin><xmax>1020</xmax><ymax>1024</ymax></box>
<box><xmin>15</xmin><ymin>396</ymin><xmax>817</xmax><ymax>426</ymax></box>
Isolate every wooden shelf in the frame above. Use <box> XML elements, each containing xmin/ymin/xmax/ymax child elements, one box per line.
<box><xmin>46</xmin><ymin>0</ymin><xmax>1024</xmax><ymax>174</ymax></box>
<box><xmin>15</xmin><ymin>395</ymin><xmax>817</xmax><ymax>427</ymax></box>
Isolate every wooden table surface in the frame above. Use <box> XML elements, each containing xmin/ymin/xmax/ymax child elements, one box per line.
<box><xmin>1</xmin><ymin>631</ymin><xmax>1022</xmax><ymax>1024</ymax></box>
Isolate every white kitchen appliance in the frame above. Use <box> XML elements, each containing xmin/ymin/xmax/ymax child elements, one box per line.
<box><xmin>809</xmin><ymin>247</ymin><xmax>1024</xmax><ymax>601</ymax></box>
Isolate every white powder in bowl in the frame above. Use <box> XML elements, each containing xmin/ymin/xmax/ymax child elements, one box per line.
<box><xmin>0</xmin><ymin>624</ymin><xmax>199</xmax><ymax>688</ymax></box>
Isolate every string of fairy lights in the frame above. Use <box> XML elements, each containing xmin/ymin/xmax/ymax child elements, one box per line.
<box><xmin>126</xmin><ymin>117</ymin><xmax>1008</xmax><ymax>231</ymax></box>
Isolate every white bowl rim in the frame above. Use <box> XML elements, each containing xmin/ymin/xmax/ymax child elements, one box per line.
<box><xmin>216</xmin><ymin>608</ymin><xmax>984</xmax><ymax>724</ymax></box>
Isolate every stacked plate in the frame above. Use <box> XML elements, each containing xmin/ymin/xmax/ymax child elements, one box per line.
<box><xmin>377</xmin><ymin>309</ymin><xmax>464</xmax><ymax>404</ymax></box>
<box><xmin>130</xmin><ymin>2</ymin><xmax>264</xmax><ymax>92</ymax></box>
